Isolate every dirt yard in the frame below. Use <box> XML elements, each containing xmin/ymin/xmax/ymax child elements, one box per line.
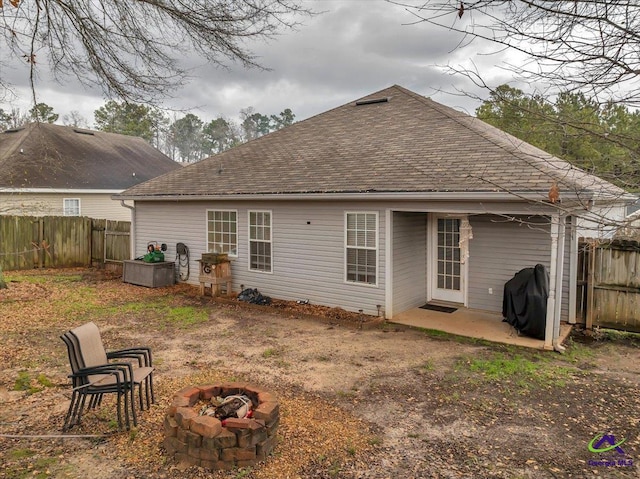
<box><xmin>0</xmin><ymin>268</ymin><xmax>638</xmax><ymax>478</ymax></box>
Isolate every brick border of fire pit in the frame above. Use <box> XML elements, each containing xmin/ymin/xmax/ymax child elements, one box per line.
<box><xmin>163</xmin><ymin>382</ymin><xmax>279</xmax><ymax>470</ymax></box>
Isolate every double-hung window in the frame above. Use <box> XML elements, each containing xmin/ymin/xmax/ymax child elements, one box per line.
<box><xmin>345</xmin><ymin>212</ymin><xmax>378</xmax><ymax>285</ymax></box>
<box><xmin>249</xmin><ymin>211</ymin><xmax>272</xmax><ymax>272</ymax></box>
<box><xmin>207</xmin><ymin>210</ymin><xmax>237</xmax><ymax>256</ymax></box>
<box><xmin>63</xmin><ymin>198</ymin><xmax>80</xmax><ymax>216</ymax></box>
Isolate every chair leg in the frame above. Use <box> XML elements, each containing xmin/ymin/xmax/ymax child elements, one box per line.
<box><xmin>144</xmin><ymin>379</ymin><xmax>150</xmax><ymax>409</ymax></box>
<box><xmin>138</xmin><ymin>382</ymin><xmax>144</xmax><ymax>411</ymax></box>
<box><xmin>116</xmin><ymin>391</ymin><xmax>124</xmax><ymax>431</ymax></box>
<box><xmin>129</xmin><ymin>385</ymin><xmax>138</xmax><ymax>427</ymax></box>
<box><xmin>149</xmin><ymin>374</ymin><xmax>155</xmax><ymax>405</ymax></box>
<box><xmin>73</xmin><ymin>393</ymin><xmax>88</xmax><ymax>427</ymax></box>
<box><xmin>63</xmin><ymin>391</ymin><xmax>79</xmax><ymax>431</ymax></box>
<box><xmin>144</xmin><ymin>378</ymin><xmax>151</xmax><ymax>409</ymax></box>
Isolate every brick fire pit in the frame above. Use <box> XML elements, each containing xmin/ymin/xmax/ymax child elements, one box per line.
<box><xmin>163</xmin><ymin>382</ymin><xmax>279</xmax><ymax>470</ymax></box>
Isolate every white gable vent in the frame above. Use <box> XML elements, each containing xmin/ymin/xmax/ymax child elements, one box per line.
<box><xmin>355</xmin><ymin>97</ymin><xmax>389</xmax><ymax>106</ymax></box>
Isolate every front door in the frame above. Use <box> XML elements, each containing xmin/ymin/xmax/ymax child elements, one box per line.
<box><xmin>431</xmin><ymin>216</ymin><xmax>465</xmax><ymax>304</ymax></box>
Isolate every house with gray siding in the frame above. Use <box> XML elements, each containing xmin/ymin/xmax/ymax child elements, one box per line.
<box><xmin>115</xmin><ymin>85</ymin><xmax>631</xmax><ymax>350</ymax></box>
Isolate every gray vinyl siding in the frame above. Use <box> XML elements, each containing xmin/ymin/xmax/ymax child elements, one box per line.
<box><xmin>0</xmin><ymin>192</ymin><xmax>131</xmax><ymax>221</ymax></box>
<box><xmin>392</xmin><ymin>212</ymin><xmax>427</xmax><ymax>314</ymax></box>
<box><xmin>468</xmin><ymin>215</ymin><xmax>570</xmax><ymax>320</ymax></box>
<box><xmin>134</xmin><ymin>200</ymin><xmax>386</xmax><ymax>316</ymax></box>
<box><xmin>133</xmin><ymin>201</ymin><xmax>572</xmax><ymax>320</ymax></box>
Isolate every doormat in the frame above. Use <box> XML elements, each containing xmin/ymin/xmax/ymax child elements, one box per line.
<box><xmin>419</xmin><ymin>303</ymin><xmax>458</xmax><ymax>313</ymax></box>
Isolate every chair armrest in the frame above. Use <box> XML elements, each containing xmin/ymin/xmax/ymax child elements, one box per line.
<box><xmin>107</xmin><ymin>347</ymin><xmax>152</xmax><ymax>367</ymax></box>
<box><xmin>70</xmin><ymin>363</ymin><xmax>133</xmax><ymax>388</ymax></box>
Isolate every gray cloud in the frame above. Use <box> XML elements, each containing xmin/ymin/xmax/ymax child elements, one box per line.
<box><xmin>2</xmin><ymin>0</ymin><xmax>510</xmax><ymax>127</ymax></box>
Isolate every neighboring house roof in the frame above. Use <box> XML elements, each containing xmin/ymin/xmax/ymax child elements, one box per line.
<box><xmin>0</xmin><ymin>122</ymin><xmax>180</xmax><ymax>190</ymax></box>
<box><xmin>117</xmin><ymin>85</ymin><xmax>627</xmax><ymax>203</ymax></box>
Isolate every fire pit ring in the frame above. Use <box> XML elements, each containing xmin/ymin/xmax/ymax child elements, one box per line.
<box><xmin>163</xmin><ymin>382</ymin><xmax>279</xmax><ymax>470</ymax></box>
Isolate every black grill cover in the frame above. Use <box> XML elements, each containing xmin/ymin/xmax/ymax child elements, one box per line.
<box><xmin>502</xmin><ymin>264</ymin><xmax>549</xmax><ymax>340</ymax></box>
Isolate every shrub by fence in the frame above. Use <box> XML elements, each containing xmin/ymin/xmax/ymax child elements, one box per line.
<box><xmin>0</xmin><ymin>215</ymin><xmax>130</xmax><ymax>271</ymax></box>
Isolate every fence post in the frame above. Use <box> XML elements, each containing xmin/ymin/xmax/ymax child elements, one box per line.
<box><xmin>585</xmin><ymin>240</ymin><xmax>596</xmax><ymax>330</ymax></box>
<box><xmin>38</xmin><ymin>217</ymin><xmax>44</xmax><ymax>269</ymax></box>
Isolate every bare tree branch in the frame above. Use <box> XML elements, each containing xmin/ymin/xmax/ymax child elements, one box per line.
<box><xmin>390</xmin><ymin>1</ymin><xmax>640</xmax><ymax>106</ymax></box>
<box><xmin>0</xmin><ymin>0</ymin><xmax>313</xmax><ymax>104</ymax></box>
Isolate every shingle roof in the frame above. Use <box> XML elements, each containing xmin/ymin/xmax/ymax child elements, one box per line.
<box><xmin>0</xmin><ymin>123</ymin><xmax>180</xmax><ymax>189</ymax></box>
<box><xmin>118</xmin><ymin>85</ymin><xmax>624</xmax><ymax>200</ymax></box>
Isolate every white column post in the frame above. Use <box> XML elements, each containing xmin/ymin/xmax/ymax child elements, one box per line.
<box><xmin>544</xmin><ymin>214</ymin><xmax>559</xmax><ymax>350</ymax></box>
<box><xmin>553</xmin><ymin>215</ymin><xmax>566</xmax><ymax>352</ymax></box>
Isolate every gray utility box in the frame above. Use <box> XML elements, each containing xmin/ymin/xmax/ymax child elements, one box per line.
<box><xmin>123</xmin><ymin>260</ymin><xmax>175</xmax><ymax>288</ymax></box>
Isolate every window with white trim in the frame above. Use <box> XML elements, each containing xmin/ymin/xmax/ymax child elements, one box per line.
<box><xmin>249</xmin><ymin>211</ymin><xmax>272</xmax><ymax>272</ymax></box>
<box><xmin>207</xmin><ymin>210</ymin><xmax>237</xmax><ymax>256</ymax></box>
<box><xmin>345</xmin><ymin>212</ymin><xmax>377</xmax><ymax>285</ymax></box>
<box><xmin>63</xmin><ymin>198</ymin><xmax>80</xmax><ymax>216</ymax></box>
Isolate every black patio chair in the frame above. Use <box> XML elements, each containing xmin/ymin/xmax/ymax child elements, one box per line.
<box><xmin>60</xmin><ymin>332</ymin><xmax>134</xmax><ymax>431</ymax></box>
<box><xmin>61</xmin><ymin>322</ymin><xmax>155</xmax><ymax>431</ymax></box>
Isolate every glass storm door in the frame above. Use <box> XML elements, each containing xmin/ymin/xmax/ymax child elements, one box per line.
<box><xmin>431</xmin><ymin>217</ymin><xmax>465</xmax><ymax>303</ymax></box>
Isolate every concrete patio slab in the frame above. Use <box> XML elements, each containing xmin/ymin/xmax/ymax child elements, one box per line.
<box><xmin>391</xmin><ymin>306</ymin><xmax>573</xmax><ymax>350</ymax></box>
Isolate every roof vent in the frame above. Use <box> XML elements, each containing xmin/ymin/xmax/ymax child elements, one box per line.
<box><xmin>4</xmin><ymin>127</ymin><xmax>25</xmax><ymax>134</ymax></box>
<box><xmin>73</xmin><ymin>128</ymin><xmax>95</xmax><ymax>135</ymax></box>
<box><xmin>355</xmin><ymin>97</ymin><xmax>389</xmax><ymax>106</ymax></box>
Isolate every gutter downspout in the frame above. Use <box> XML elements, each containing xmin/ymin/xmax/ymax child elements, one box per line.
<box><xmin>544</xmin><ymin>214</ymin><xmax>559</xmax><ymax>350</ymax></box>
<box><xmin>553</xmin><ymin>215</ymin><xmax>567</xmax><ymax>353</ymax></box>
<box><xmin>120</xmin><ymin>200</ymin><xmax>136</xmax><ymax>259</ymax></box>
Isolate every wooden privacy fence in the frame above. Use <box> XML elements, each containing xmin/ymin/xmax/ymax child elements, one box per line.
<box><xmin>577</xmin><ymin>238</ymin><xmax>640</xmax><ymax>333</ymax></box>
<box><xmin>0</xmin><ymin>215</ymin><xmax>130</xmax><ymax>271</ymax></box>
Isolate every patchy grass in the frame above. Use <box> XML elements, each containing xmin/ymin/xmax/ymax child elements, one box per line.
<box><xmin>4</xmin><ymin>449</ymin><xmax>61</xmax><ymax>479</ymax></box>
<box><xmin>416</xmin><ymin>327</ymin><xmax>450</xmax><ymax>339</ymax></box>
<box><xmin>561</xmin><ymin>340</ymin><xmax>597</xmax><ymax>366</ymax></box>
<box><xmin>7</xmin><ymin>272</ymin><xmax>83</xmax><ymax>285</ymax></box>
<box><xmin>9</xmin><ymin>448</ymin><xmax>34</xmax><ymax>460</ymax></box>
<box><xmin>460</xmin><ymin>352</ymin><xmax>576</xmax><ymax>390</ymax></box>
<box><xmin>417</xmin><ymin>359</ymin><xmax>434</xmax><ymax>372</ymax></box>
<box><xmin>12</xmin><ymin>371</ymin><xmax>54</xmax><ymax>395</ymax></box>
<box><xmin>262</xmin><ymin>347</ymin><xmax>279</xmax><ymax>358</ymax></box>
<box><xmin>599</xmin><ymin>328</ymin><xmax>640</xmax><ymax>344</ymax></box>
<box><xmin>4</xmin><ymin>274</ymin><xmax>49</xmax><ymax>285</ymax></box>
<box><xmin>162</xmin><ymin>306</ymin><xmax>209</xmax><ymax>328</ymax></box>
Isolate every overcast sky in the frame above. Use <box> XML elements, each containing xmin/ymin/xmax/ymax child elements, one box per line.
<box><xmin>3</xmin><ymin>0</ymin><xmax>516</xmax><ymax>127</ymax></box>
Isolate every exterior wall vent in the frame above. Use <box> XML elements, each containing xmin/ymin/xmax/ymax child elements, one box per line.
<box><xmin>355</xmin><ymin>97</ymin><xmax>389</xmax><ymax>106</ymax></box>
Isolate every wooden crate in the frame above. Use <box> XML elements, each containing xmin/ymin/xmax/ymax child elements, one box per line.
<box><xmin>198</xmin><ymin>259</ymin><xmax>232</xmax><ymax>296</ymax></box>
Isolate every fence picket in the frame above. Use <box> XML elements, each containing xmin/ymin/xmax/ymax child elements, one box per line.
<box><xmin>0</xmin><ymin>215</ymin><xmax>130</xmax><ymax>271</ymax></box>
<box><xmin>577</xmin><ymin>238</ymin><xmax>640</xmax><ymax>333</ymax></box>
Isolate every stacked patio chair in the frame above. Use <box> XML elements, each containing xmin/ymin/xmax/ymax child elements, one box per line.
<box><xmin>60</xmin><ymin>322</ymin><xmax>154</xmax><ymax>431</ymax></box>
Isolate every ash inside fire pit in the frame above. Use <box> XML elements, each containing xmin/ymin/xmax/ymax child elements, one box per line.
<box><xmin>163</xmin><ymin>382</ymin><xmax>279</xmax><ymax>470</ymax></box>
